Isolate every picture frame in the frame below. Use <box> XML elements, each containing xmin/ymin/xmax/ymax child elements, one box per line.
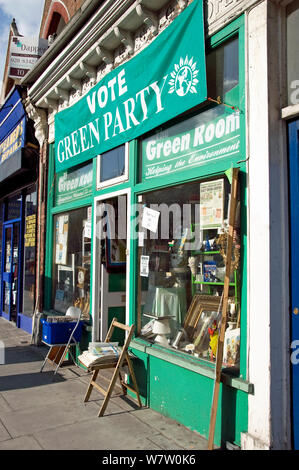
<box><xmin>104</xmin><ymin>202</ymin><xmax>126</xmax><ymax>273</ymax></box>
<box><xmin>182</xmin><ymin>295</ymin><xmax>235</xmax><ymax>359</ymax></box>
<box><xmin>105</xmin><ymin>237</ymin><xmax>126</xmax><ymax>273</ymax></box>
<box><xmin>77</xmin><ymin>266</ymin><xmax>87</xmax><ymax>289</ymax></box>
<box><xmin>183</xmin><ymin>295</ymin><xmax>222</xmax><ymax>341</ymax></box>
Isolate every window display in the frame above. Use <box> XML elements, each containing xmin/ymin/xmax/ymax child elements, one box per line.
<box><xmin>137</xmin><ymin>176</ymin><xmax>241</xmax><ymax>367</ymax></box>
<box><xmin>53</xmin><ymin>206</ymin><xmax>91</xmax><ymax>318</ymax></box>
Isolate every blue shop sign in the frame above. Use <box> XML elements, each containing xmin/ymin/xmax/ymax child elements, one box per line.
<box><xmin>0</xmin><ymin>87</ymin><xmax>26</xmax><ymax>165</ymax></box>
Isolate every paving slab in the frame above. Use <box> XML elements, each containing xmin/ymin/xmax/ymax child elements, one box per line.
<box><xmin>0</xmin><ymin>435</ymin><xmax>43</xmax><ymax>450</ymax></box>
<box><xmin>34</xmin><ymin>413</ymin><xmax>166</xmax><ymax>450</ymax></box>
<box><xmin>0</xmin><ymin>360</ymin><xmax>48</xmax><ymax>378</ymax></box>
<box><xmin>0</xmin><ymin>371</ymin><xmax>64</xmax><ymax>395</ymax></box>
<box><xmin>0</xmin><ymin>346</ymin><xmax>42</xmax><ymax>366</ymax></box>
<box><xmin>0</xmin><ymin>394</ymin><xmax>11</xmax><ymax>413</ymax></box>
<box><xmin>132</xmin><ymin>408</ymin><xmax>207</xmax><ymax>450</ymax></box>
<box><xmin>145</xmin><ymin>432</ymin><xmax>185</xmax><ymax>450</ymax></box>
<box><xmin>0</xmin><ymin>420</ymin><xmax>10</xmax><ymax>442</ymax></box>
<box><xmin>0</xmin><ymin>375</ymin><xmax>87</xmax><ymax>410</ymax></box>
<box><xmin>0</xmin><ymin>399</ymin><xmax>105</xmax><ymax>438</ymax></box>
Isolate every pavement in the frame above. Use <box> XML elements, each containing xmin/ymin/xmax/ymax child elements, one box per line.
<box><xmin>0</xmin><ymin>317</ymin><xmax>208</xmax><ymax>451</ymax></box>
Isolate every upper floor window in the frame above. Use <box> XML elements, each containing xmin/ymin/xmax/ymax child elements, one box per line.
<box><xmin>206</xmin><ymin>35</ymin><xmax>239</xmax><ymax>101</ymax></box>
<box><xmin>96</xmin><ymin>143</ymin><xmax>128</xmax><ymax>190</ymax></box>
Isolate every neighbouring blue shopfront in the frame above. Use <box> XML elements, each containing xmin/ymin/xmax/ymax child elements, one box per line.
<box><xmin>0</xmin><ymin>86</ymin><xmax>39</xmax><ymax>333</ymax></box>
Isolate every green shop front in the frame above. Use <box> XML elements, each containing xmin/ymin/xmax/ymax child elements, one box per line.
<box><xmin>48</xmin><ymin>2</ymin><xmax>251</xmax><ymax>447</ymax></box>
<box><xmin>45</xmin><ymin>155</ymin><xmax>94</xmax><ymax>352</ymax></box>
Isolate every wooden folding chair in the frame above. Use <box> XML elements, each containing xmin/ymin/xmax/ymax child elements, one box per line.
<box><xmin>83</xmin><ymin>318</ymin><xmax>142</xmax><ymax>417</ymax></box>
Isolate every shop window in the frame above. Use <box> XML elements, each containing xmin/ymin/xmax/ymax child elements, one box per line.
<box><xmin>23</xmin><ymin>186</ymin><xmax>37</xmax><ymax>316</ymax></box>
<box><xmin>287</xmin><ymin>0</ymin><xmax>299</xmax><ymax>106</ymax></box>
<box><xmin>206</xmin><ymin>35</ymin><xmax>239</xmax><ymax>99</ymax></box>
<box><xmin>97</xmin><ymin>143</ymin><xmax>128</xmax><ymax>189</ymax></box>
<box><xmin>52</xmin><ymin>206</ymin><xmax>91</xmax><ymax>316</ymax></box>
<box><xmin>137</xmin><ymin>176</ymin><xmax>241</xmax><ymax>368</ymax></box>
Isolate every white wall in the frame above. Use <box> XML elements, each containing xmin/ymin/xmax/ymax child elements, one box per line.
<box><xmin>242</xmin><ymin>0</ymin><xmax>291</xmax><ymax>449</ymax></box>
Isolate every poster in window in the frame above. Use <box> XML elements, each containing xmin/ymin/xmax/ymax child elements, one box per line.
<box><xmin>200</xmin><ymin>179</ymin><xmax>224</xmax><ymax>230</ymax></box>
<box><xmin>55</xmin><ymin>215</ymin><xmax>69</xmax><ymax>265</ymax></box>
<box><xmin>24</xmin><ymin>214</ymin><xmax>36</xmax><ymax>247</ymax></box>
<box><xmin>104</xmin><ymin>203</ymin><xmax>126</xmax><ymax>273</ymax></box>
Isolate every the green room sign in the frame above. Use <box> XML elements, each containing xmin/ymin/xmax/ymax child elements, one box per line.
<box><xmin>142</xmin><ymin>109</ymin><xmax>241</xmax><ymax>180</ymax></box>
<box><xmin>55</xmin><ymin>0</ymin><xmax>207</xmax><ymax>172</ymax></box>
<box><xmin>54</xmin><ymin>163</ymin><xmax>93</xmax><ymax>206</ymax></box>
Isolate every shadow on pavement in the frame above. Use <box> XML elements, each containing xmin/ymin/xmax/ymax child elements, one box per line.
<box><xmin>0</xmin><ymin>371</ymin><xmax>65</xmax><ymax>391</ymax></box>
<box><xmin>1</xmin><ymin>346</ymin><xmax>47</xmax><ymax>365</ymax></box>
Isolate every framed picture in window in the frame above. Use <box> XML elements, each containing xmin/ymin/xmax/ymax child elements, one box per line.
<box><xmin>183</xmin><ymin>295</ymin><xmax>221</xmax><ymax>342</ymax></box>
<box><xmin>103</xmin><ymin>199</ymin><xmax>127</xmax><ymax>273</ymax></box>
<box><xmin>105</xmin><ymin>237</ymin><xmax>126</xmax><ymax>273</ymax></box>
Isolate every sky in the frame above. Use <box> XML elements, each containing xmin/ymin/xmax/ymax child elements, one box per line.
<box><xmin>0</xmin><ymin>0</ymin><xmax>45</xmax><ymax>94</ymax></box>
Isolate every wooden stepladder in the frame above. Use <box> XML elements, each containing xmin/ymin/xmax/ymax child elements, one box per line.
<box><xmin>83</xmin><ymin>318</ymin><xmax>142</xmax><ymax>417</ymax></box>
<box><xmin>207</xmin><ymin>168</ymin><xmax>239</xmax><ymax>450</ymax></box>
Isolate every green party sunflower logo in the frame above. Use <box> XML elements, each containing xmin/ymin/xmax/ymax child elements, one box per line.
<box><xmin>168</xmin><ymin>56</ymin><xmax>199</xmax><ymax>97</ymax></box>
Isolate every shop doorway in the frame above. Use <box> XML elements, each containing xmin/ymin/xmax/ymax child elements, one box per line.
<box><xmin>288</xmin><ymin>118</ymin><xmax>299</xmax><ymax>449</ymax></box>
<box><xmin>1</xmin><ymin>221</ymin><xmax>21</xmax><ymax>323</ymax></box>
<box><xmin>93</xmin><ymin>190</ymin><xmax>130</xmax><ymax>343</ymax></box>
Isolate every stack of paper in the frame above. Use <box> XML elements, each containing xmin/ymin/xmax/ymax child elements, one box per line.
<box><xmin>78</xmin><ymin>342</ymin><xmax>121</xmax><ymax>368</ymax></box>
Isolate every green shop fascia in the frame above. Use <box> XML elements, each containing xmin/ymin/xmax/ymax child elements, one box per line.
<box><xmin>45</xmin><ymin>1</ymin><xmax>252</xmax><ymax>448</ymax></box>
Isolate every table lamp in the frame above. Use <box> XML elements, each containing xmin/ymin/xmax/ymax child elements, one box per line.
<box><xmin>152</xmin><ymin>317</ymin><xmax>171</xmax><ymax>346</ymax></box>
<box><xmin>66</xmin><ymin>306</ymin><xmax>81</xmax><ymax>318</ymax></box>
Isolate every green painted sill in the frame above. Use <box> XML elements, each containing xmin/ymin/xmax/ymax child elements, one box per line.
<box><xmin>130</xmin><ymin>338</ymin><xmax>254</xmax><ymax>395</ymax></box>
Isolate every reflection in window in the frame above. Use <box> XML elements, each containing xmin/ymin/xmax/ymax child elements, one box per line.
<box><xmin>206</xmin><ymin>36</ymin><xmax>239</xmax><ymax>99</ymax></box>
<box><xmin>99</xmin><ymin>144</ymin><xmax>125</xmax><ymax>183</ymax></box>
<box><xmin>53</xmin><ymin>206</ymin><xmax>91</xmax><ymax>317</ymax></box>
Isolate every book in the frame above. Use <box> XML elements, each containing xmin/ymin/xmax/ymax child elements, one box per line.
<box><xmin>78</xmin><ymin>342</ymin><xmax>122</xmax><ymax>368</ymax></box>
<box><xmin>46</xmin><ymin>315</ymin><xmax>79</xmax><ymax>323</ymax></box>
<box><xmin>203</xmin><ymin>261</ymin><xmax>217</xmax><ymax>282</ymax></box>
<box><xmin>223</xmin><ymin>327</ymin><xmax>240</xmax><ymax>367</ymax></box>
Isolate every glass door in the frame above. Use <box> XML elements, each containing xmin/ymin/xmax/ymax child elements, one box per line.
<box><xmin>1</xmin><ymin>223</ymin><xmax>20</xmax><ymax>322</ymax></box>
<box><xmin>95</xmin><ymin>194</ymin><xmax>128</xmax><ymax>343</ymax></box>
<box><xmin>2</xmin><ymin>224</ymin><xmax>13</xmax><ymax>320</ymax></box>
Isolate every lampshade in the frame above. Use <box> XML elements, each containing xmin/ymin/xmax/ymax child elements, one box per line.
<box><xmin>152</xmin><ymin>318</ymin><xmax>171</xmax><ymax>335</ymax></box>
<box><xmin>66</xmin><ymin>306</ymin><xmax>81</xmax><ymax>318</ymax></box>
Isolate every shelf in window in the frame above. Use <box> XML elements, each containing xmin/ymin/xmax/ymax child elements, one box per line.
<box><xmin>193</xmin><ymin>251</ymin><xmax>220</xmax><ymax>255</ymax></box>
<box><xmin>193</xmin><ymin>281</ymin><xmax>236</xmax><ymax>286</ymax></box>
